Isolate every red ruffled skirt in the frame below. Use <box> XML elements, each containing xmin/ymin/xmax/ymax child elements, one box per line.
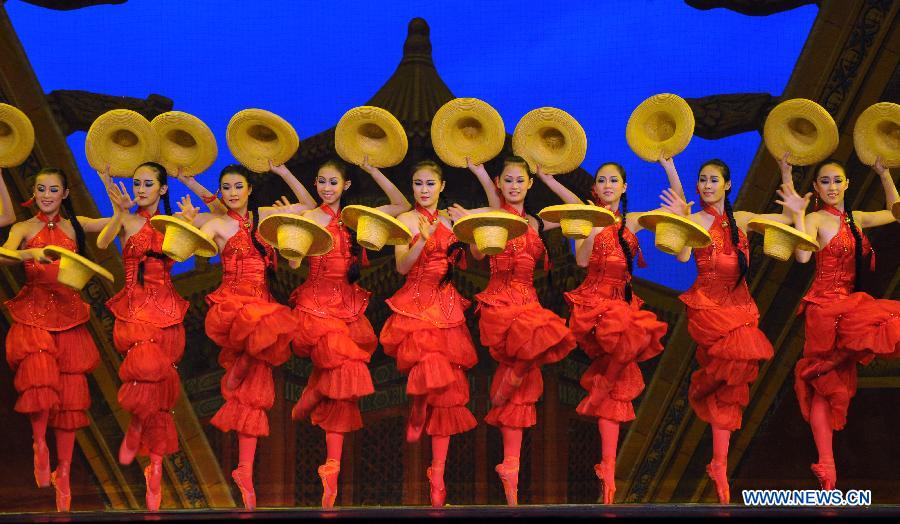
<box><xmin>205</xmin><ymin>294</ymin><xmax>295</xmax><ymax>437</ymax></box>
<box><xmin>292</xmin><ymin>309</ymin><xmax>377</xmax><ymax>433</ymax></box>
<box><xmin>794</xmin><ymin>293</ymin><xmax>900</xmax><ymax>431</ymax></box>
<box><xmin>381</xmin><ymin>314</ymin><xmax>478</xmax><ymax>436</ymax></box>
<box><xmin>568</xmin><ymin>298</ymin><xmax>667</xmax><ymax>422</ymax></box>
<box><xmin>5</xmin><ymin>322</ymin><xmax>99</xmax><ymax>430</ymax></box>
<box><xmin>684</xmin><ymin>304</ymin><xmax>773</xmax><ymax>432</ymax></box>
<box><xmin>479</xmin><ymin>301</ymin><xmax>575</xmax><ymax>428</ymax></box>
<box><xmin>114</xmin><ymin>319</ymin><xmax>185</xmax><ymax>456</ymax></box>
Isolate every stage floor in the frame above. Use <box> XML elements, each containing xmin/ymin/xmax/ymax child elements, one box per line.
<box><xmin>1</xmin><ymin>504</ymin><xmax>897</xmax><ymax>521</ymax></box>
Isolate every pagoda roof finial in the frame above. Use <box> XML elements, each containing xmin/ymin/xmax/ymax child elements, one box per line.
<box><xmin>401</xmin><ymin>17</ymin><xmax>433</xmax><ymax>66</ymax></box>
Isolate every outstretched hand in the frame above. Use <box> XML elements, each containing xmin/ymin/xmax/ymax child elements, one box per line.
<box><xmin>417</xmin><ymin>214</ymin><xmax>437</xmax><ymax>241</ymax></box>
<box><xmin>660</xmin><ymin>188</ymin><xmax>692</xmax><ymax>216</ymax></box>
<box><xmin>466</xmin><ymin>157</ymin><xmax>489</xmax><ymax>178</ymax></box>
<box><xmin>269</xmin><ymin>160</ymin><xmax>292</xmax><ymax>178</ymax></box>
<box><xmin>658</xmin><ymin>154</ymin><xmax>675</xmax><ymax>173</ymax></box>
<box><xmin>775</xmin><ymin>183</ymin><xmax>811</xmax><ymax>215</ymax></box>
<box><xmin>107</xmin><ymin>180</ymin><xmax>135</xmax><ymax>212</ymax></box>
<box><xmin>359</xmin><ymin>155</ymin><xmax>381</xmax><ymax>176</ymax></box>
<box><xmin>272</xmin><ymin>196</ymin><xmax>292</xmax><ymax>208</ymax></box>
<box><xmin>447</xmin><ymin>203</ymin><xmax>470</xmax><ymax>222</ymax></box>
<box><xmin>873</xmin><ymin>156</ymin><xmax>888</xmax><ymax>177</ymax></box>
<box><xmin>175</xmin><ymin>194</ymin><xmax>199</xmax><ymax>223</ymax></box>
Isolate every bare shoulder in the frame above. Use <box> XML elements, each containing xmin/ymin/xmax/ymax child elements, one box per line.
<box><xmin>302</xmin><ymin>207</ymin><xmax>330</xmax><ymax>227</ymax></box>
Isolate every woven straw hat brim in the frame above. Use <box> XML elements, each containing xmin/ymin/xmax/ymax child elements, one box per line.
<box><xmin>151</xmin><ymin>111</ymin><xmax>218</xmax><ymax>176</ymax></box>
<box><xmin>452</xmin><ymin>211</ymin><xmax>530</xmax><ymax>245</ymax></box>
<box><xmin>763</xmin><ymin>98</ymin><xmax>838</xmax><ymax>166</ymax></box>
<box><xmin>512</xmin><ymin>107</ymin><xmax>587</xmax><ymax>175</ymax></box>
<box><xmin>335</xmin><ymin>106</ymin><xmax>408</xmax><ymax>168</ymax></box>
<box><xmin>85</xmin><ymin>109</ymin><xmax>160</xmax><ymax>177</ymax></box>
<box><xmin>625</xmin><ymin>93</ymin><xmax>695</xmax><ymax>162</ymax></box>
<box><xmin>637</xmin><ymin>211</ymin><xmax>712</xmax><ymax>248</ymax></box>
<box><xmin>0</xmin><ymin>103</ymin><xmax>35</xmax><ymax>168</ymax></box>
<box><xmin>258</xmin><ymin>213</ymin><xmax>334</xmax><ymax>257</ymax></box>
<box><xmin>747</xmin><ymin>218</ymin><xmax>819</xmax><ymax>252</ymax></box>
<box><xmin>0</xmin><ymin>246</ymin><xmax>23</xmax><ymax>262</ymax></box>
<box><xmin>149</xmin><ymin>215</ymin><xmax>218</xmax><ymax>258</ymax></box>
<box><xmin>43</xmin><ymin>245</ymin><xmax>114</xmax><ymax>283</ymax></box>
<box><xmin>226</xmin><ymin>109</ymin><xmax>299</xmax><ymax>173</ymax></box>
<box><xmin>538</xmin><ymin>204</ymin><xmax>616</xmax><ymax>227</ymax></box>
<box><xmin>340</xmin><ymin>205</ymin><xmax>412</xmax><ymax>246</ymax></box>
<box><xmin>431</xmin><ymin>98</ymin><xmax>505</xmax><ymax>167</ymax></box>
<box><xmin>853</xmin><ymin>102</ymin><xmax>900</xmax><ymax>168</ymax></box>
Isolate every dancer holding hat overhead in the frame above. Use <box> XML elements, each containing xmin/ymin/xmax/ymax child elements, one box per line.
<box><xmin>94</xmin><ymin>162</ymin><xmax>224</xmax><ymax>511</ymax></box>
<box><xmin>538</xmin><ymin>156</ymin><xmax>682</xmax><ymax>504</ymax></box>
<box><xmin>176</xmin><ymin>163</ymin><xmax>310</xmax><ymax>510</ymax></box>
<box><xmin>448</xmin><ymin>157</ymin><xmax>576</xmax><ymax>506</ymax></box>
<box><xmin>1</xmin><ymin>168</ymin><xmax>117</xmax><ymax>512</ymax></box>
<box><xmin>379</xmin><ymin>158</ymin><xmax>499</xmax><ymax>507</ymax></box>
<box><xmin>783</xmin><ymin>156</ymin><xmax>899</xmax><ymax>491</ymax></box>
<box><xmin>656</xmin><ymin>156</ymin><xmax>805</xmax><ymax>503</ymax></box>
<box><xmin>289</xmin><ymin>156</ymin><xmax>410</xmax><ymax>509</ymax></box>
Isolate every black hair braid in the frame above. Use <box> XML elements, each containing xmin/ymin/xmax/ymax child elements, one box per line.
<box><xmin>60</xmin><ymin>197</ymin><xmax>86</xmax><ymax>255</ymax></box>
<box><xmin>440</xmin><ymin>240</ymin><xmax>467</xmax><ymax>286</ymax></box>
<box><xmin>160</xmin><ymin>190</ymin><xmax>172</xmax><ymax>216</ymax></box>
<box><xmin>616</xmin><ymin>192</ymin><xmax>635</xmax><ymax>303</ymax></box>
<box><xmin>845</xmin><ymin>206</ymin><xmax>866</xmax><ymax>292</ymax></box>
<box><xmin>524</xmin><ymin>201</ymin><xmax>553</xmax><ymax>287</ymax></box>
<box><xmin>137</xmin><ymin>251</ymin><xmax>168</xmax><ymax>286</ymax></box>
<box><xmin>723</xmin><ymin>195</ymin><xmax>748</xmax><ymax>288</ymax></box>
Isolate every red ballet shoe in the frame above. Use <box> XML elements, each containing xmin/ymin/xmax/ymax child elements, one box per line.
<box><xmin>406</xmin><ymin>397</ymin><xmax>428</xmax><ymax>443</ymax></box>
<box><xmin>594</xmin><ymin>461</ymin><xmax>616</xmax><ymax>504</ymax></box>
<box><xmin>495</xmin><ymin>456</ymin><xmax>520</xmax><ymax>506</ymax></box>
<box><xmin>492</xmin><ymin>368</ymin><xmax>524</xmax><ymax>406</ymax></box>
<box><xmin>706</xmin><ymin>461</ymin><xmax>730</xmax><ymax>504</ymax></box>
<box><xmin>50</xmin><ymin>461</ymin><xmax>71</xmax><ymax>512</ymax></box>
<box><xmin>800</xmin><ymin>360</ymin><xmax>836</xmax><ymax>382</ymax></box>
<box><xmin>291</xmin><ymin>386</ymin><xmax>323</xmax><ymax>422</ymax></box>
<box><xmin>811</xmin><ymin>461</ymin><xmax>837</xmax><ymax>491</ymax></box>
<box><xmin>426</xmin><ymin>465</ymin><xmax>446</xmax><ymax>508</ymax></box>
<box><xmin>144</xmin><ymin>462</ymin><xmax>163</xmax><ymax>511</ymax></box>
<box><xmin>118</xmin><ymin>419</ymin><xmax>143</xmax><ymax>465</ymax></box>
<box><xmin>224</xmin><ymin>354</ymin><xmax>253</xmax><ymax>391</ymax></box>
<box><xmin>33</xmin><ymin>439</ymin><xmax>51</xmax><ymax>488</ymax></box>
<box><xmin>231</xmin><ymin>466</ymin><xmax>256</xmax><ymax>510</ymax></box>
<box><xmin>318</xmin><ymin>458</ymin><xmax>340</xmax><ymax>509</ymax></box>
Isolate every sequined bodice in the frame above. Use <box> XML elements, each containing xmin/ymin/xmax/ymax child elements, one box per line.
<box><xmin>803</xmin><ymin>213</ymin><xmax>872</xmax><ymax>304</ymax></box>
<box><xmin>679</xmin><ymin>215</ymin><xmax>755</xmax><ymax>310</ymax></box>
<box><xmin>476</xmin><ymin>208</ymin><xmax>546</xmax><ymax>306</ymax></box>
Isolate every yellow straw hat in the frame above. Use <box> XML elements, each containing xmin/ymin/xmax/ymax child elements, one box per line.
<box><xmin>149</xmin><ymin>215</ymin><xmax>218</xmax><ymax>262</ymax></box>
<box><xmin>85</xmin><ymin>109</ymin><xmax>160</xmax><ymax>177</ymax></box>
<box><xmin>0</xmin><ymin>103</ymin><xmax>35</xmax><ymax>168</ymax></box>
<box><xmin>626</xmin><ymin>93</ymin><xmax>695</xmax><ymax>162</ymax></box>
<box><xmin>335</xmin><ymin>106</ymin><xmax>408</xmax><ymax>168</ymax></box>
<box><xmin>150</xmin><ymin>111</ymin><xmax>218</xmax><ymax>176</ymax></box>
<box><xmin>637</xmin><ymin>211</ymin><xmax>712</xmax><ymax>255</ymax></box>
<box><xmin>853</xmin><ymin>102</ymin><xmax>900</xmax><ymax>168</ymax></box>
<box><xmin>258</xmin><ymin>213</ymin><xmax>333</xmax><ymax>262</ymax></box>
<box><xmin>763</xmin><ymin>98</ymin><xmax>838</xmax><ymax>166</ymax></box>
<box><xmin>747</xmin><ymin>218</ymin><xmax>818</xmax><ymax>262</ymax></box>
<box><xmin>43</xmin><ymin>245</ymin><xmax>114</xmax><ymax>290</ymax></box>
<box><xmin>340</xmin><ymin>205</ymin><xmax>412</xmax><ymax>251</ymax></box>
<box><xmin>512</xmin><ymin>107</ymin><xmax>587</xmax><ymax>175</ymax></box>
<box><xmin>226</xmin><ymin>109</ymin><xmax>300</xmax><ymax>173</ymax></box>
<box><xmin>538</xmin><ymin>204</ymin><xmax>617</xmax><ymax>239</ymax></box>
<box><xmin>452</xmin><ymin>211</ymin><xmax>530</xmax><ymax>255</ymax></box>
<box><xmin>431</xmin><ymin>98</ymin><xmax>505</xmax><ymax>167</ymax></box>
<box><xmin>0</xmin><ymin>246</ymin><xmax>23</xmax><ymax>262</ymax></box>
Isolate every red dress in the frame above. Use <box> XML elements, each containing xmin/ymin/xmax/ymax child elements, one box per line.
<box><xmin>380</xmin><ymin>206</ymin><xmax>478</xmax><ymax>436</ymax></box>
<box><xmin>565</xmin><ymin>220</ymin><xmax>667</xmax><ymax>422</ymax></box>
<box><xmin>4</xmin><ymin>213</ymin><xmax>99</xmax><ymax>430</ymax></box>
<box><xmin>478</xmin><ymin>204</ymin><xmax>576</xmax><ymax>428</ymax></box>
<box><xmin>794</xmin><ymin>206</ymin><xmax>900</xmax><ymax>430</ymax></box>
<box><xmin>679</xmin><ymin>208</ymin><xmax>773</xmax><ymax>432</ymax></box>
<box><xmin>290</xmin><ymin>204</ymin><xmax>377</xmax><ymax>433</ymax></box>
<box><xmin>205</xmin><ymin>211</ymin><xmax>295</xmax><ymax>437</ymax></box>
<box><xmin>106</xmin><ymin>210</ymin><xmax>189</xmax><ymax>456</ymax></box>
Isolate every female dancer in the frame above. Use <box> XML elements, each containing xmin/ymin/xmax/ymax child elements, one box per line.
<box><xmin>179</xmin><ymin>163</ymin><xmax>307</xmax><ymax>510</ymax></box>
<box><xmin>539</xmin><ymin>158</ymin><xmax>677</xmax><ymax>504</ymax></box>
<box><xmin>96</xmin><ymin>162</ymin><xmax>225</xmax><ymax>510</ymax></box>
<box><xmin>449</xmin><ymin>156</ymin><xmax>576</xmax><ymax>506</ymax></box>
<box><xmin>661</xmin><ymin>156</ymin><xmax>798</xmax><ymax>503</ymax></box>
<box><xmin>1</xmin><ymin>168</ymin><xmax>113</xmax><ymax>511</ymax></box>
<box><xmin>379</xmin><ymin>159</ymin><xmax>498</xmax><ymax>507</ymax></box>
<box><xmin>289</xmin><ymin>157</ymin><xmax>410</xmax><ymax>509</ymax></box>
<box><xmin>785</xmin><ymin>157</ymin><xmax>899</xmax><ymax>490</ymax></box>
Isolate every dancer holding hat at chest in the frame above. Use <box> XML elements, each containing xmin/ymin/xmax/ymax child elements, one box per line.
<box><xmin>379</xmin><ymin>158</ymin><xmax>499</xmax><ymax>507</ymax></box>
<box><xmin>448</xmin><ymin>157</ymin><xmax>577</xmax><ymax>506</ymax></box>
<box><xmin>287</xmin><ymin>156</ymin><xmax>410</xmax><ymax>509</ymax></box>
<box><xmin>1</xmin><ymin>168</ymin><xmax>117</xmax><ymax>512</ymax></box>
<box><xmin>781</xmin><ymin>155</ymin><xmax>899</xmax><ymax>491</ymax></box>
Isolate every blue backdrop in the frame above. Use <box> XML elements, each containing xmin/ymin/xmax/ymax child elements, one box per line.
<box><xmin>6</xmin><ymin>0</ymin><xmax>817</xmax><ymax>289</ymax></box>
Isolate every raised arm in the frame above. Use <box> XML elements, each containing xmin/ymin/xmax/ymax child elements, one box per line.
<box><xmin>659</xmin><ymin>155</ymin><xmax>686</xmax><ymax>201</ymax></box>
<box><xmin>175</xmin><ymin>169</ymin><xmax>227</xmax><ymax>215</ymax></box>
<box><xmin>657</xmin><ymin>187</ymin><xmax>696</xmax><ymax>263</ymax></box>
<box><xmin>626</xmin><ymin>156</ymin><xmax>692</xmax><ymax>234</ymax></box>
<box><xmin>269</xmin><ymin>161</ymin><xmax>317</xmax><ymax>210</ymax></box>
<box><xmin>732</xmin><ymin>154</ymin><xmax>804</xmax><ymax>229</ymax></box>
<box><xmin>360</xmin><ymin>156</ymin><xmax>411</xmax><ymax>217</ymax></box>
<box><xmin>536</xmin><ymin>165</ymin><xmax>582</xmax><ymax>204</ymax></box>
<box><xmin>467</xmin><ymin>158</ymin><xmax>502</xmax><ymax>209</ymax></box>
<box><xmin>775</xmin><ymin>183</ymin><xmax>817</xmax><ymax>264</ymax></box>
<box><xmin>854</xmin><ymin>158</ymin><xmax>899</xmax><ymax>229</ymax></box>
<box><xmin>0</xmin><ymin>168</ymin><xmax>15</xmax><ymax>227</ymax></box>
<box><xmin>96</xmin><ymin>181</ymin><xmax>134</xmax><ymax>249</ymax></box>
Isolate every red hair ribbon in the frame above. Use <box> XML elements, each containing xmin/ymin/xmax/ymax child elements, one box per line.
<box><xmin>20</xmin><ymin>197</ymin><xmax>34</xmax><ymax>207</ymax></box>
